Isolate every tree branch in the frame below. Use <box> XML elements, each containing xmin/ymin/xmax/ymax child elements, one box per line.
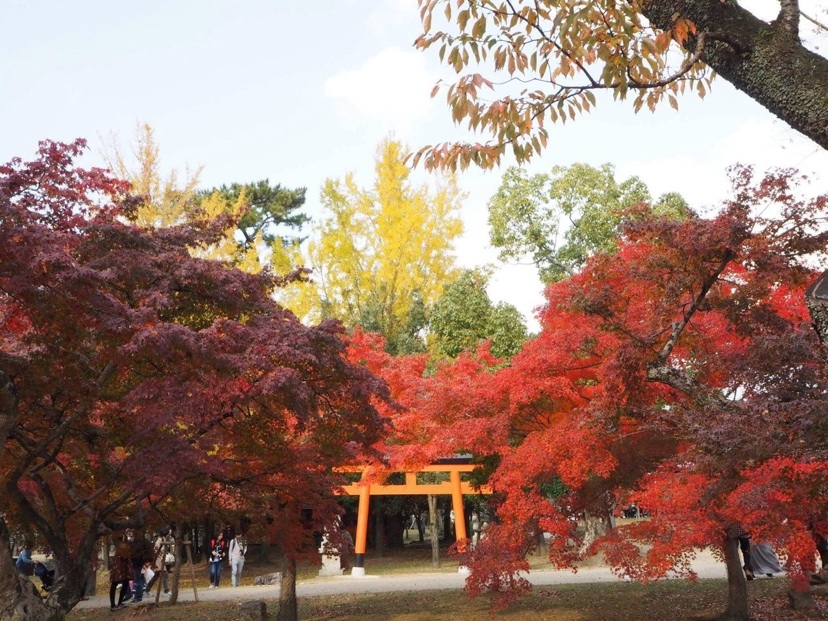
<box><xmin>8</xmin><ymin>362</ymin><xmax>116</xmax><ymax>484</ymax></box>
<box><xmin>657</xmin><ymin>250</ymin><xmax>735</xmax><ymax>363</ymax></box>
<box><xmin>645</xmin><ymin>360</ymin><xmax>731</xmax><ymax>408</ymax></box>
<box><xmin>642</xmin><ymin>0</ymin><xmax>828</xmax><ymax>151</ymax></box>
<box><xmin>777</xmin><ymin>0</ymin><xmax>801</xmax><ymax>38</ymax></box>
<box><xmin>800</xmin><ymin>9</ymin><xmax>828</xmax><ymax>31</ymax></box>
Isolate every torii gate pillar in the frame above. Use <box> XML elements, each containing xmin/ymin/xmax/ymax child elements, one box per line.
<box><xmin>352</xmin><ymin>483</ymin><xmax>370</xmax><ymax>577</ymax></box>
<box><xmin>341</xmin><ymin>463</ymin><xmax>489</xmax><ymax>577</ymax></box>
<box><xmin>450</xmin><ymin>469</ymin><xmax>467</xmax><ymax>543</ymax></box>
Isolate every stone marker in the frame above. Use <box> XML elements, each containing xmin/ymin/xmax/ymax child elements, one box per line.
<box><xmin>238</xmin><ymin>600</ymin><xmax>267</xmax><ymax>621</ymax></box>
<box><xmin>253</xmin><ymin>572</ymin><xmax>281</xmax><ymax>586</ymax></box>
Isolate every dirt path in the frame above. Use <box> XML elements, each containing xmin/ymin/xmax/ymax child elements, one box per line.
<box><xmin>74</xmin><ymin>548</ymin><xmax>729</xmax><ymax>610</ymax></box>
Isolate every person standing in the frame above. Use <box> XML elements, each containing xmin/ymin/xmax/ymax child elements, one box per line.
<box><xmin>208</xmin><ymin>532</ymin><xmax>227</xmax><ymax>588</ymax></box>
<box><xmin>129</xmin><ymin>529</ymin><xmax>153</xmax><ymax>603</ymax></box>
<box><xmin>228</xmin><ymin>532</ymin><xmax>247</xmax><ymax>587</ymax></box>
<box><xmin>145</xmin><ymin>526</ymin><xmax>174</xmax><ymax>596</ymax></box>
<box><xmin>109</xmin><ymin>535</ymin><xmax>132</xmax><ymax>611</ymax></box>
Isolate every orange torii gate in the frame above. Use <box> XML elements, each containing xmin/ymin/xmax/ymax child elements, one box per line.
<box><xmin>339</xmin><ymin>460</ymin><xmax>491</xmax><ymax>576</ymax></box>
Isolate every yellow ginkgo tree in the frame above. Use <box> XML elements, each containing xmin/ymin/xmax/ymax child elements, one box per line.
<box><xmin>285</xmin><ymin>138</ymin><xmax>464</xmax><ymax>353</ymax></box>
<box><xmin>102</xmin><ymin>123</ymin><xmax>202</xmax><ymax>228</ymax></box>
<box><xmin>103</xmin><ymin>123</ymin><xmax>308</xmax><ymax>275</ymax></box>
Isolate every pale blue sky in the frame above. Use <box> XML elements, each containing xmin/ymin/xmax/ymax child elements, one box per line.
<box><xmin>2</xmin><ymin>0</ymin><xmax>826</xmax><ymax>329</ymax></box>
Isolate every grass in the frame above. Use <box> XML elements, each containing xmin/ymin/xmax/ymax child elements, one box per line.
<box><xmin>67</xmin><ymin>578</ymin><xmax>823</xmax><ymax>621</ymax></box>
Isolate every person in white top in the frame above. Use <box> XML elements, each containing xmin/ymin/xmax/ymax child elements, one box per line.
<box><xmin>228</xmin><ymin>532</ymin><xmax>247</xmax><ymax>587</ymax></box>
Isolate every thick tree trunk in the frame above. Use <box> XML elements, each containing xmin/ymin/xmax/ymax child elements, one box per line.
<box><xmin>276</xmin><ymin>554</ymin><xmax>297</xmax><ymax>621</ymax></box>
<box><xmin>578</xmin><ymin>512</ymin><xmax>608</xmax><ymax>557</ymax></box>
<box><xmin>386</xmin><ymin>512</ymin><xmax>405</xmax><ymax>549</ymax></box>
<box><xmin>534</xmin><ymin>529</ymin><xmax>547</xmax><ymax>557</ymax></box>
<box><xmin>168</xmin><ymin>525</ymin><xmax>182</xmax><ymax>605</ymax></box>
<box><xmin>719</xmin><ymin>534</ymin><xmax>750</xmax><ymax>621</ymax></box>
<box><xmin>44</xmin><ymin>563</ymin><xmax>89</xmax><ymax>614</ymax></box>
<box><xmin>0</xmin><ymin>518</ymin><xmax>64</xmax><ymax>621</ymax></box>
<box><xmin>202</xmin><ymin>516</ymin><xmax>214</xmax><ymax>564</ymax></box>
<box><xmin>258</xmin><ymin>539</ymin><xmax>271</xmax><ymax>564</ymax></box>
<box><xmin>0</xmin><ymin>370</ymin><xmax>17</xmax><ymax>444</ymax></box>
<box><xmin>643</xmin><ymin>0</ymin><xmax>828</xmax><ymax>151</ymax></box>
<box><xmin>806</xmin><ymin>271</ymin><xmax>828</xmax><ymax>350</ymax></box>
<box><xmin>427</xmin><ymin>495</ymin><xmax>440</xmax><ymax>568</ymax></box>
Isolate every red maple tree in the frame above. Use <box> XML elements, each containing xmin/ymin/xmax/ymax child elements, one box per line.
<box><xmin>0</xmin><ymin>140</ymin><xmax>387</xmax><ymax>619</ymax></box>
<box><xmin>360</xmin><ymin>166</ymin><xmax>828</xmax><ymax>620</ymax></box>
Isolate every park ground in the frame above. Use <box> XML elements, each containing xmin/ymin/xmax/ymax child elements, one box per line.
<box><xmin>65</xmin><ymin>543</ymin><xmax>828</xmax><ymax>621</ymax></box>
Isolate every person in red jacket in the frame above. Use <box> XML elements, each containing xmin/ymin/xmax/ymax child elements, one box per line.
<box><xmin>208</xmin><ymin>532</ymin><xmax>227</xmax><ymax>588</ymax></box>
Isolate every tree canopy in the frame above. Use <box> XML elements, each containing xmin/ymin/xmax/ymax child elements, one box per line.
<box><xmin>414</xmin><ymin>0</ymin><xmax>828</xmax><ymax>170</ymax></box>
<box><xmin>430</xmin><ymin>268</ymin><xmax>528</xmax><ymax>358</ymax></box>
<box><xmin>196</xmin><ymin>179</ymin><xmax>308</xmax><ymax>274</ymax></box>
<box><xmin>103</xmin><ymin>123</ymin><xmax>309</xmax><ymax>276</ymax></box>
<box><xmin>101</xmin><ymin>123</ymin><xmax>202</xmax><ymax>227</ymax></box>
<box><xmin>284</xmin><ymin>138</ymin><xmax>464</xmax><ymax>354</ymax></box>
<box><xmin>363</xmin><ymin>165</ymin><xmax>828</xmax><ymax>620</ymax></box>
<box><xmin>488</xmin><ymin>162</ymin><xmax>690</xmax><ymax>283</ymax></box>
<box><xmin>0</xmin><ymin>140</ymin><xmax>386</xmax><ymax>619</ymax></box>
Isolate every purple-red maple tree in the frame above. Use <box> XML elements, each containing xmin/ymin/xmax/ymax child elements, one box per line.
<box><xmin>0</xmin><ymin>140</ymin><xmax>387</xmax><ymax>620</ymax></box>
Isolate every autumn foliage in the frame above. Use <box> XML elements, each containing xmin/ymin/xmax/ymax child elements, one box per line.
<box><xmin>414</xmin><ymin>0</ymin><xmax>828</xmax><ymax>168</ymax></box>
<box><xmin>0</xmin><ymin>140</ymin><xmax>387</xmax><ymax>615</ymax></box>
<box><xmin>351</xmin><ymin>166</ymin><xmax>828</xmax><ymax>617</ymax></box>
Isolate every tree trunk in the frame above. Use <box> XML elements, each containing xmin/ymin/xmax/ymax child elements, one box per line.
<box><xmin>386</xmin><ymin>511</ymin><xmax>405</xmax><ymax>549</ymax></box>
<box><xmin>0</xmin><ymin>370</ymin><xmax>17</xmax><ymax>447</ymax></box>
<box><xmin>168</xmin><ymin>525</ymin><xmax>182</xmax><ymax>605</ymax></box>
<box><xmin>276</xmin><ymin>554</ymin><xmax>297</xmax><ymax>621</ymax></box>
<box><xmin>719</xmin><ymin>534</ymin><xmax>750</xmax><ymax>621</ymax></box>
<box><xmin>534</xmin><ymin>529</ymin><xmax>547</xmax><ymax>557</ymax></box>
<box><xmin>642</xmin><ymin>0</ymin><xmax>828</xmax><ymax>151</ymax></box>
<box><xmin>578</xmin><ymin>512</ymin><xmax>608</xmax><ymax>557</ymax></box>
<box><xmin>806</xmin><ymin>271</ymin><xmax>828</xmax><ymax>350</ymax></box>
<box><xmin>415</xmin><ymin>511</ymin><xmax>425</xmax><ymax>543</ymax></box>
<box><xmin>606</xmin><ymin>491</ymin><xmax>618</xmax><ymax>530</ymax></box>
<box><xmin>373</xmin><ymin>498</ymin><xmax>384</xmax><ymax>558</ymax></box>
<box><xmin>0</xmin><ymin>518</ymin><xmax>64</xmax><ymax>621</ymax></box>
<box><xmin>428</xmin><ymin>495</ymin><xmax>440</xmax><ymax>568</ymax></box>
<box><xmin>258</xmin><ymin>539</ymin><xmax>270</xmax><ymax>564</ymax></box>
<box><xmin>202</xmin><ymin>516</ymin><xmax>213</xmax><ymax>564</ymax></box>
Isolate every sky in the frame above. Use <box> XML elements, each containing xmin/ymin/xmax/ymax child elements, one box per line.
<box><xmin>2</xmin><ymin>0</ymin><xmax>827</xmax><ymax>331</ymax></box>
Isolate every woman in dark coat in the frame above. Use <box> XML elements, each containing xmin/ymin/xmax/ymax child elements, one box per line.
<box><xmin>109</xmin><ymin>536</ymin><xmax>132</xmax><ymax>610</ymax></box>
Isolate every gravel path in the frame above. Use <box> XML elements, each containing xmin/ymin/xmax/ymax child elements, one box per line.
<box><xmin>73</xmin><ymin>548</ymin><xmax>729</xmax><ymax>610</ymax></box>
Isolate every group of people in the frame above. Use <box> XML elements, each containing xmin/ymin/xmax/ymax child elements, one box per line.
<box><xmin>208</xmin><ymin>531</ymin><xmax>247</xmax><ymax>588</ymax></box>
<box><xmin>109</xmin><ymin>526</ymin><xmax>175</xmax><ymax>611</ymax></box>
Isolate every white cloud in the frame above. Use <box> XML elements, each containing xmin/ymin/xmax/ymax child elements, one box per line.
<box><xmin>324</xmin><ymin>46</ymin><xmax>437</xmax><ymax>130</ymax></box>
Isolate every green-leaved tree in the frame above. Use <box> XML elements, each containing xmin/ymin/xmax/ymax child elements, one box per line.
<box><xmin>488</xmin><ymin>163</ymin><xmax>691</xmax><ymax>283</ymax></box>
<box><xmin>430</xmin><ymin>269</ymin><xmax>528</xmax><ymax>359</ymax></box>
